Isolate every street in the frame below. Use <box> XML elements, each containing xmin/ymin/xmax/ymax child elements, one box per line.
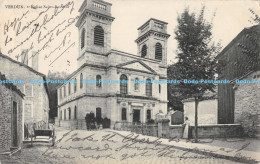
<box><xmin>0</xmin><ymin>129</ymin><xmax>244</xmax><ymax>164</ymax></box>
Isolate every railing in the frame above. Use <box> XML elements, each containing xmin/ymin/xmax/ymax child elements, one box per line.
<box><xmin>57</xmin><ymin>118</ymin><xmax>111</xmax><ymax>130</ymax></box>
<box><xmin>114</xmin><ymin>121</ymin><xmax>158</xmax><ymax>137</ymax></box>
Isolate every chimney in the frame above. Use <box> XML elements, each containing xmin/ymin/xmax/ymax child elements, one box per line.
<box><xmin>21</xmin><ymin>49</ymin><xmax>29</xmax><ymax>65</ymax></box>
<box><xmin>31</xmin><ymin>51</ymin><xmax>39</xmax><ymax>71</ymax></box>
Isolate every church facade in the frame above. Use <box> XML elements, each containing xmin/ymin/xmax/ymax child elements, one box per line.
<box><xmin>57</xmin><ymin>0</ymin><xmax>170</xmax><ymax>127</ymax></box>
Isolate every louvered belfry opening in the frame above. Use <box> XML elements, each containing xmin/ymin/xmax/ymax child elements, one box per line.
<box><xmin>94</xmin><ymin>26</ymin><xmax>104</xmax><ymax>46</ymax></box>
<box><xmin>81</xmin><ymin>28</ymin><xmax>85</xmax><ymax>49</ymax></box>
<box><xmin>155</xmin><ymin>43</ymin><xmax>162</xmax><ymax>60</ymax></box>
<box><xmin>141</xmin><ymin>45</ymin><xmax>147</xmax><ymax>57</ymax></box>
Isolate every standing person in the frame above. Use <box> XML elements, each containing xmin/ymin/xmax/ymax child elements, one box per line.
<box><xmin>183</xmin><ymin>117</ymin><xmax>191</xmax><ymax>139</ymax></box>
<box><xmin>85</xmin><ymin>113</ymin><xmax>91</xmax><ymax>130</ymax></box>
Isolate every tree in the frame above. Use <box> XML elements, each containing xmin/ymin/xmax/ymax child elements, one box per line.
<box><xmin>170</xmin><ymin>6</ymin><xmax>221</xmax><ymax>142</ymax></box>
<box><xmin>47</xmin><ymin>71</ymin><xmax>68</xmax><ymax>120</ymax></box>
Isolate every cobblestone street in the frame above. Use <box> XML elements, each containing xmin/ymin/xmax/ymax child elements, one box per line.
<box><xmin>0</xmin><ymin>129</ymin><xmax>246</xmax><ymax>164</ymax></box>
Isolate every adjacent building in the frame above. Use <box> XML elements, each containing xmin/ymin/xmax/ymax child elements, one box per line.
<box><xmin>217</xmin><ymin>24</ymin><xmax>260</xmax><ymax>124</ymax></box>
<box><xmin>0</xmin><ymin>73</ymin><xmax>24</xmax><ymax>153</ymax></box>
<box><xmin>57</xmin><ymin>0</ymin><xmax>170</xmax><ymax>128</ymax></box>
<box><xmin>0</xmin><ymin>53</ymin><xmax>50</xmax><ymax>125</ymax></box>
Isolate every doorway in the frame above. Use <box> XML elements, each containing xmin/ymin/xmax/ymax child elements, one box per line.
<box><xmin>12</xmin><ymin>101</ymin><xmax>18</xmax><ymax>147</ymax></box>
<box><xmin>132</xmin><ymin>109</ymin><xmax>140</xmax><ymax>123</ymax></box>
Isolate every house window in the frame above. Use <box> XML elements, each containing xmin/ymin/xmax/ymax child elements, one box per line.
<box><xmin>80</xmin><ymin>73</ymin><xmax>83</xmax><ymax>89</ymax></box>
<box><xmin>94</xmin><ymin>26</ymin><xmax>104</xmax><ymax>46</ymax></box>
<box><xmin>141</xmin><ymin>45</ymin><xmax>147</xmax><ymax>58</ymax></box>
<box><xmin>96</xmin><ymin>75</ymin><xmax>102</xmax><ymax>87</ymax></box>
<box><xmin>147</xmin><ymin>109</ymin><xmax>151</xmax><ymax>120</ymax></box>
<box><xmin>134</xmin><ymin>78</ymin><xmax>139</xmax><ymax>90</ymax></box>
<box><xmin>159</xmin><ymin>84</ymin><xmax>161</xmax><ymax>93</ymax></box>
<box><xmin>81</xmin><ymin>28</ymin><xmax>85</xmax><ymax>49</ymax></box>
<box><xmin>146</xmin><ymin>78</ymin><xmax>152</xmax><ymax>96</ymax></box>
<box><xmin>74</xmin><ymin>78</ymin><xmax>77</xmax><ymax>92</ymax></box>
<box><xmin>155</xmin><ymin>43</ymin><xmax>162</xmax><ymax>60</ymax></box>
<box><xmin>24</xmin><ymin>84</ymin><xmax>33</xmax><ymax>97</ymax></box>
<box><xmin>122</xmin><ymin>108</ymin><xmax>127</xmax><ymax>120</ymax></box>
<box><xmin>96</xmin><ymin>108</ymin><xmax>102</xmax><ymax>120</ymax></box>
<box><xmin>120</xmin><ymin>74</ymin><xmax>128</xmax><ymax>94</ymax></box>
<box><xmin>74</xmin><ymin>106</ymin><xmax>77</xmax><ymax>119</ymax></box>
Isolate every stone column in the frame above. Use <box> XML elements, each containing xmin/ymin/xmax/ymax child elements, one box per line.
<box><xmin>157</xmin><ymin>119</ymin><xmax>170</xmax><ymax>138</ymax></box>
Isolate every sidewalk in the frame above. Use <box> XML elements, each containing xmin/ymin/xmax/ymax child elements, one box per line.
<box><xmin>107</xmin><ymin>129</ymin><xmax>260</xmax><ymax>163</ymax></box>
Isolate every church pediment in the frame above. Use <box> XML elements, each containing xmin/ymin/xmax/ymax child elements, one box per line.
<box><xmin>116</xmin><ymin>60</ymin><xmax>156</xmax><ymax>74</ymax></box>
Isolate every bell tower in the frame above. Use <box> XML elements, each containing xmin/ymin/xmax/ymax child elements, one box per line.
<box><xmin>76</xmin><ymin>0</ymin><xmax>114</xmax><ymax>66</ymax></box>
<box><xmin>135</xmin><ymin>18</ymin><xmax>170</xmax><ymax>66</ymax></box>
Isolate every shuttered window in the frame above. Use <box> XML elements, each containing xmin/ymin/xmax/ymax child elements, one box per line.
<box><xmin>94</xmin><ymin>26</ymin><xmax>104</xmax><ymax>46</ymax></box>
<box><xmin>155</xmin><ymin>43</ymin><xmax>162</xmax><ymax>60</ymax></box>
<box><xmin>141</xmin><ymin>45</ymin><xmax>147</xmax><ymax>58</ymax></box>
<box><xmin>81</xmin><ymin>28</ymin><xmax>85</xmax><ymax>49</ymax></box>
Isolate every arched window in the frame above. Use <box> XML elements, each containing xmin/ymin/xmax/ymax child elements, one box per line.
<box><xmin>81</xmin><ymin>28</ymin><xmax>85</xmax><ymax>49</ymax></box>
<box><xmin>68</xmin><ymin>82</ymin><xmax>71</xmax><ymax>95</ymax></box>
<box><xmin>74</xmin><ymin>78</ymin><xmax>77</xmax><ymax>92</ymax></box>
<box><xmin>120</xmin><ymin>74</ymin><xmax>128</xmax><ymax>94</ymax></box>
<box><xmin>94</xmin><ymin>26</ymin><xmax>104</xmax><ymax>46</ymax></box>
<box><xmin>146</xmin><ymin>78</ymin><xmax>152</xmax><ymax>96</ymax></box>
<box><xmin>122</xmin><ymin>108</ymin><xmax>127</xmax><ymax>120</ymax></box>
<box><xmin>159</xmin><ymin>84</ymin><xmax>161</xmax><ymax>93</ymax></box>
<box><xmin>141</xmin><ymin>45</ymin><xmax>147</xmax><ymax>58</ymax></box>
<box><xmin>74</xmin><ymin>106</ymin><xmax>77</xmax><ymax>119</ymax></box>
<box><xmin>68</xmin><ymin>108</ymin><xmax>71</xmax><ymax>120</ymax></box>
<box><xmin>134</xmin><ymin>78</ymin><xmax>139</xmax><ymax>90</ymax></box>
<box><xmin>96</xmin><ymin>75</ymin><xmax>102</xmax><ymax>87</ymax></box>
<box><xmin>80</xmin><ymin>73</ymin><xmax>83</xmax><ymax>89</ymax></box>
<box><xmin>155</xmin><ymin>43</ymin><xmax>162</xmax><ymax>60</ymax></box>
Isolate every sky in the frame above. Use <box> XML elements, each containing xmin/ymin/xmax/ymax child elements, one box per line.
<box><xmin>0</xmin><ymin>0</ymin><xmax>259</xmax><ymax>75</ymax></box>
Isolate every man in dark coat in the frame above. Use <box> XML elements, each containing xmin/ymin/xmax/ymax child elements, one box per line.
<box><xmin>85</xmin><ymin>113</ymin><xmax>91</xmax><ymax>130</ymax></box>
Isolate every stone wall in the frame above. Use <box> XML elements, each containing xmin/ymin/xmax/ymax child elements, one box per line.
<box><xmin>114</xmin><ymin>119</ymin><xmax>244</xmax><ymax>139</ymax></box>
<box><xmin>234</xmin><ymin>70</ymin><xmax>260</xmax><ymax>123</ymax></box>
<box><xmin>0</xmin><ymin>84</ymin><xmax>23</xmax><ymax>153</ymax></box>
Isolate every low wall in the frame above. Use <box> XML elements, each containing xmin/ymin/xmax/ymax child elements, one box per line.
<box><xmin>169</xmin><ymin>125</ymin><xmax>183</xmax><ymax>138</ymax></box>
<box><xmin>114</xmin><ymin>120</ymin><xmax>244</xmax><ymax>139</ymax></box>
<box><xmin>56</xmin><ymin>120</ymin><xmax>87</xmax><ymax>130</ymax></box>
<box><xmin>190</xmin><ymin>124</ymin><xmax>243</xmax><ymax>138</ymax></box>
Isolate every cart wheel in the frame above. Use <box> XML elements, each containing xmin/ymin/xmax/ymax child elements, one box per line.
<box><xmin>52</xmin><ymin>129</ymin><xmax>56</xmax><ymax>146</ymax></box>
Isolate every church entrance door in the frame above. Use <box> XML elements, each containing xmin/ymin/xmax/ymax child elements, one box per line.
<box><xmin>132</xmin><ymin>109</ymin><xmax>140</xmax><ymax>123</ymax></box>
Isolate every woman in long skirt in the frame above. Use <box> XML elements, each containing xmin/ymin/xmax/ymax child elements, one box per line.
<box><xmin>183</xmin><ymin>117</ymin><xmax>190</xmax><ymax>139</ymax></box>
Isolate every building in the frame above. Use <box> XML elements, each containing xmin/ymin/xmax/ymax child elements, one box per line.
<box><xmin>0</xmin><ymin>73</ymin><xmax>24</xmax><ymax>153</ymax></box>
<box><xmin>57</xmin><ymin>0</ymin><xmax>170</xmax><ymax>128</ymax></box>
<box><xmin>0</xmin><ymin>53</ymin><xmax>50</xmax><ymax>125</ymax></box>
<box><xmin>217</xmin><ymin>24</ymin><xmax>260</xmax><ymax>124</ymax></box>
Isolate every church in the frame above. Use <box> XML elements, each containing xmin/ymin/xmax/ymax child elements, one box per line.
<box><xmin>57</xmin><ymin>0</ymin><xmax>170</xmax><ymax>128</ymax></box>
